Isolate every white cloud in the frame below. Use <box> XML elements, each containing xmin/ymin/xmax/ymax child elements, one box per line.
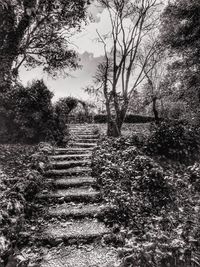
<box><xmin>71</xmin><ymin>8</ymin><xmax>112</xmax><ymax>57</ymax></box>
<box><xmin>19</xmin><ymin>52</ymin><xmax>104</xmax><ymax>102</ymax></box>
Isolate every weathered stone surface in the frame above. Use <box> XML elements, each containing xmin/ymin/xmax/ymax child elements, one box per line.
<box><xmin>71</xmin><ymin>142</ymin><xmax>97</xmax><ymax>148</ymax></box>
<box><xmin>55</xmin><ymin>176</ymin><xmax>96</xmax><ymax>188</ymax></box>
<box><xmin>55</xmin><ymin>148</ymin><xmax>93</xmax><ymax>155</ymax></box>
<box><xmin>39</xmin><ymin>187</ymin><xmax>101</xmax><ymax>202</ymax></box>
<box><xmin>74</xmin><ymin>138</ymin><xmax>98</xmax><ymax>142</ymax></box>
<box><xmin>45</xmin><ymin>167</ymin><xmax>91</xmax><ymax>177</ymax></box>
<box><xmin>41</xmin><ymin>245</ymin><xmax>119</xmax><ymax>267</ymax></box>
<box><xmin>42</xmin><ymin>219</ymin><xmax>110</xmax><ymax>243</ymax></box>
<box><xmin>73</xmin><ymin>134</ymin><xmax>99</xmax><ymax>139</ymax></box>
<box><xmin>49</xmin><ymin>154</ymin><xmax>92</xmax><ymax>161</ymax></box>
<box><xmin>51</xmin><ymin>160</ymin><xmax>90</xmax><ymax>169</ymax></box>
<box><xmin>48</xmin><ymin>203</ymin><xmax>107</xmax><ymax>218</ymax></box>
<box><xmin>37</xmin><ymin>124</ymin><xmax>119</xmax><ymax>266</ymax></box>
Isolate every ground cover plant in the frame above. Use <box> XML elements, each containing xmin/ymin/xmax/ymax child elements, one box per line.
<box><xmin>0</xmin><ymin>142</ymin><xmax>53</xmax><ymax>266</ymax></box>
<box><xmin>92</xmin><ymin>121</ymin><xmax>200</xmax><ymax>267</ymax></box>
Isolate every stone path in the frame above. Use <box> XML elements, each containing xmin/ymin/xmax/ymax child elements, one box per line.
<box><xmin>39</xmin><ymin>124</ymin><xmax>120</xmax><ymax>267</ymax></box>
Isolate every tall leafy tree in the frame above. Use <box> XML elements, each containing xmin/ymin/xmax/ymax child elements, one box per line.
<box><xmin>161</xmin><ymin>0</ymin><xmax>200</xmax><ymax>112</ymax></box>
<box><xmin>0</xmin><ymin>0</ymin><xmax>89</xmax><ymax>91</ymax></box>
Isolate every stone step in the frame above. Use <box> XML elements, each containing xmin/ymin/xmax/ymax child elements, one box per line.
<box><xmin>69</xmin><ymin>126</ymin><xmax>94</xmax><ymax>129</ymax></box>
<box><xmin>71</xmin><ymin>139</ymin><xmax>98</xmax><ymax>144</ymax></box>
<box><xmin>70</xmin><ymin>131</ymin><xmax>96</xmax><ymax>135</ymax></box>
<box><xmin>49</xmin><ymin>154</ymin><xmax>92</xmax><ymax>161</ymax></box>
<box><xmin>41</xmin><ymin>245</ymin><xmax>118</xmax><ymax>267</ymax></box>
<box><xmin>39</xmin><ymin>187</ymin><xmax>101</xmax><ymax>203</ymax></box>
<box><xmin>69</xmin><ymin>129</ymin><xmax>95</xmax><ymax>132</ymax></box>
<box><xmin>70</xmin><ymin>127</ymin><xmax>95</xmax><ymax>131</ymax></box>
<box><xmin>55</xmin><ymin>176</ymin><xmax>96</xmax><ymax>188</ymax></box>
<box><xmin>45</xmin><ymin>167</ymin><xmax>91</xmax><ymax>177</ymax></box>
<box><xmin>55</xmin><ymin>148</ymin><xmax>93</xmax><ymax>155</ymax></box>
<box><xmin>69</xmin><ymin>125</ymin><xmax>95</xmax><ymax>128</ymax></box>
<box><xmin>40</xmin><ymin>219</ymin><xmax>110</xmax><ymax>245</ymax></box>
<box><xmin>71</xmin><ymin>143</ymin><xmax>97</xmax><ymax>148</ymax></box>
<box><xmin>48</xmin><ymin>203</ymin><xmax>107</xmax><ymax>219</ymax></box>
<box><xmin>51</xmin><ymin>160</ymin><xmax>90</xmax><ymax>169</ymax></box>
<box><xmin>72</xmin><ymin>134</ymin><xmax>99</xmax><ymax>139</ymax></box>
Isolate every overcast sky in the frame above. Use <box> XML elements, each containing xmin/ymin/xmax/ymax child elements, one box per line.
<box><xmin>19</xmin><ymin>1</ymin><xmax>108</xmax><ymax>102</ymax></box>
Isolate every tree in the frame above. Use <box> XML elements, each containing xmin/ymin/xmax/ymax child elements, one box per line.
<box><xmin>0</xmin><ymin>79</ymin><xmax>62</xmax><ymax>143</ymax></box>
<box><xmin>0</xmin><ymin>0</ymin><xmax>89</xmax><ymax>91</ymax></box>
<box><xmin>55</xmin><ymin>97</ymin><xmax>79</xmax><ymax>127</ymax></box>
<box><xmin>160</xmin><ymin>0</ymin><xmax>200</xmax><ymax>113</ymax></box>
<box><xmin>95</xmin><ymin>0</ymin><xmax>162</xmax><ymax>136</ymax></box>
<box><xmin>139</xmin><ymin>41</ymin><xmax>167</xmax><ymax>123</ymax></box>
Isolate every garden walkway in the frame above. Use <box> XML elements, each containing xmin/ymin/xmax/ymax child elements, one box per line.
<box><xmin>39</xmin><ymin>124</ymin><xmax>119</xmax><ymax>267</ymax></box>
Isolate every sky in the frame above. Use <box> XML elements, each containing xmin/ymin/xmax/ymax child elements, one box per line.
<box><xmin>19</xmin><ymin>1</ymin><xmax>108</xmax><ymax>102</ymax></box>
<box><xmin>19</xmin><ymin>1</ymin><xmax>164</xmax><ymax>102</ymax></box>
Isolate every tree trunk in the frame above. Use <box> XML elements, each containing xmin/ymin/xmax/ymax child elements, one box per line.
<box><xmin>105</xmin><ymin>98</ymin><xmax>121</xmax><ymax>137</ymax></box>
<box><xmin>107</xmin><ymin>108</ymin><xmax>128</xmax><ymax>137</ymax></box>
<box><xmin>115</xmin><ymin>101</ymin><xmax>129</xmax><ymax>135</ymax></box>
<box><xmin>0</xmin><ymin>55</ymin><xmax>14</xmax><ymax>92</ymax></box>
<box><xmin>152</xmin><ymin>96</ymin><xmax>159</xmax><ymax>124</ymax></box>
<box><xmin>107</xmin><ymin>119</ymin><xmax>120</xmax><ymax>137</ymax></box>
<box><xmin>0</xmin><ymin>5</ymin><xmax>32</xmax><ymax>92</ymax></box>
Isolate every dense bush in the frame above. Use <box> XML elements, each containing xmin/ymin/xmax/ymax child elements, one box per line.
<box><xmin>0</xmin><ymin>80</ymin><xmax>66</xmax><ymax>144</ymax></box>
<box><xmin>54</xmin><ymin>97</ymin><xmax>78</xmax><ymax>122</ymax></box>
<box><xmin>125</xmin><ymin>114</ymin><xmax>155</xmax><ymax>123</ymax></box>
<box><xmin>118</xmin><ymin>162</ymin><xmax>200</xmax><ymax>267</ymax></box>
<box><xmin>92</xmin><ymin>137</ymin><xmax>200</xmax><ymax>266</ymax></box>
<box><xmin>54</xmin><ymin>97</ymin><xmax>78</xmax><ymax>144</ymax></box>
<box><xmin>145</xmin><ymin>121</ymin><xmax>200</xmax><ymax>163</ymax></box>
<box><xmin>94</xmin><ymin>114</ymin><xmax>108</xmax><ymax>123</ymax></box>
<box><xmin>92</xmin><ymin>137</ymin><xmax>174</xmax><ymax>229</ymax></box>
<box><xmin>94</xmin><ymin>114</ymin><xmax>155</xmax><ymax>123</ymax></box>
<box><xmin>0</xmin><ymin>142</ymin><xmax>53</xmax><ymax>266</ymax></box>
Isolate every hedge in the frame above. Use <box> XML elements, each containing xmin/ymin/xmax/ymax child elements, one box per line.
<box><xmin>94</xmin><ymin>114</ymin><xmax>155</xmax><ymax>123</ymax></box>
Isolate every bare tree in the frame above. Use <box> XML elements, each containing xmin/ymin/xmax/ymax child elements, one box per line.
<box><xmin>95</xmin><ymin>0</ymin><xmax>162</xmax><ymax>136</ymax></box>
<box><xmin>139</xmin><ymin>39</ymin><xmax>167</xmax><ymax>123</ymax></box>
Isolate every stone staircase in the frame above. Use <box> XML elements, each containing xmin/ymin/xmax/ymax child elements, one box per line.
<box><xmin>40</xmin><ymin>124</ymin><xmax>119</xmax><ymax>267</ymax></box>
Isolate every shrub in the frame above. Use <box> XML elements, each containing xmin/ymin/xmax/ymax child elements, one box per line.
<box><xmin>118</xmin><ymin>162</ymin><xmax>200</xmax><ymax>267</ymax></box>
<box><xmin>125</xmin><ymin>114</ymin><xmax>155</xmax><ymax>123</ymax></box>
<box><xmin>0</xmin><ymin>142</ymin><xmax>53</xmax><ymax>266</ymax></box>
<box><xmin>144</xmin><ymin>121</ymin><xmax>200</xmax><ymax>163</ymax></box>
<box><xmin>94</xmin><ymin>114</ymin><xmax>107</xmax><ymax>123</ymax></box>
<box><xmin>0</xmin><ymin>80</ymin><xmax>64</xmax><ymax>144</ymax></box>
<box><xmin>92</xmin><ymin>137</ymin><xmax>200</xmax><ymax>267</ymax></box>
<box><xmin>54</xmin><ymin>97</ymin><xmax>78</xmax><ymax>123</ymax></box>
<box><xmin>94</xmin><ymin>114</ymin><xmax>155</xmax><ymax>123</ymax></box>
<box><xmin>53</xmin><ymin>97</ymin><xmax>79</xmax><ymax>144</ymax></box>
<box><xmin>92</xmin><ymin>137</ymin><xmax>174</xmax><ymax>229</ymax></box>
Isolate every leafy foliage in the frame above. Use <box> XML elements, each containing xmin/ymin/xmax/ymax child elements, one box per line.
<box><xmin>54</xmin><ymin>97</ymin><xmax>79</xmax><ymax>123</ymax></box>
<box><xmin>0</xmin><ymin>0</ymin><xmax>89</xmax><ymax>85</ymax></box>
<box><xmin>0</xmin><ymin>142</ymin><xmax>53</xmax><ymax>266</ymax></box>
<box><xmin>94</xmin><ymin>114</ymin><xmax>155</xmax><ymax>124</ymax></box>
<box><xmin>145</xmin><ymin>121</ymin><xmax>200</xmax><ymax>163</ymax></box>
<box><xmin>92</xmin><ymin>135</ymin><xmax>200</xmax><ymax>266</ymax></box>
<box><xmin>160</xmin><ymin>0</ymin><xmax>200</xmax><ymax>112</ymax></box>
<box><xmin>0</xmin><ymin>80</ymin><xmax>66</xmax><ymax>144</ymax></box>
<box><xmin>92</xmin><ymin>137</ymin><xmax>174</xmax><ymax>229</ymax></box>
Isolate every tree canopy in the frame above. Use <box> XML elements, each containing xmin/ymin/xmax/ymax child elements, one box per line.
<box><xmin>161</xmin><ymin>0</ymin><xmax>200</xmax><ymax>111</ymax></box>
<box><xmin>0</xmin><ymin>0</ymin><xmax>89</xmax><ymax>88</ymax></box>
